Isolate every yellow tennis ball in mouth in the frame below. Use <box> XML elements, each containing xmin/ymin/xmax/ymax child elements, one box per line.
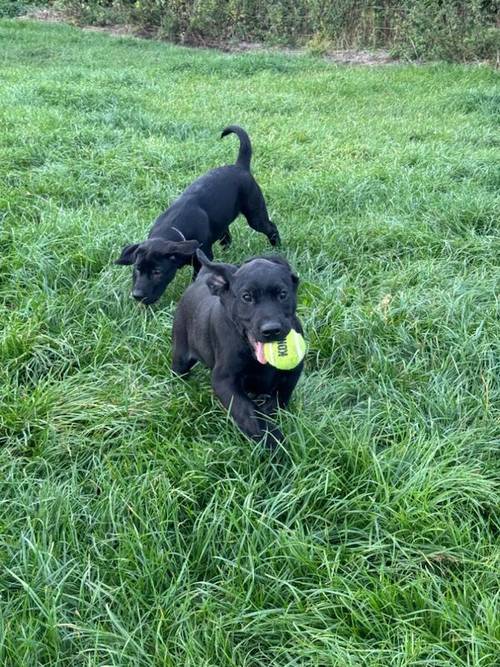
<box><xmin>263</xmin><ymin>329</ymin><xmax>306</xmax><ymax>370</ymax></box>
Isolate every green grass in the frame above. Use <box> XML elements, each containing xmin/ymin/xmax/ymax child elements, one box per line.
<box><xmin>1</xmin><ymin>18</ymin><xmax>499</xmax><ymax>666</ymax></box>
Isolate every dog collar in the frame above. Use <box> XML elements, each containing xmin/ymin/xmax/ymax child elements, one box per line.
<box><xmin>171</xmin><ymin>226</ymin><xmax>186</xmax><ymax>242</ymax></box>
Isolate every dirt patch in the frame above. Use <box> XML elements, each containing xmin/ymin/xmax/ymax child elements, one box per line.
<box><xmin>325</xmin><ymin>49</ymin><xmax>395</xmax><ymax>65</ymax></box>
<box><xmin>82</xmin><ymin>23</ymin><xmax>139</xmax><ymax>37</ymax></box>
<box><xmin>207</xmin><ymin>40</ymin><xmax>396</xmax><ymax>65</ymax></box>
<box><xmin>20</xmin><ymin>10</ymin><xmax>397</xmax><ymax>66</ymax></box>
<box><xmin>20</xmin><ymin>8</ymin><xmax>67</xmax><ymax>23</ymax></box>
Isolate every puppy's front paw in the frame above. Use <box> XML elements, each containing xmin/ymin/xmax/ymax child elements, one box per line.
<box><xmin>241</xmin><ymin>414</ymin><xmax>282</xmax><ymax>451</ymax></box>
<box><xmin>263</xmin><ymin>425</ymin><xmax>284</xmax><ymax>451</ymax></box>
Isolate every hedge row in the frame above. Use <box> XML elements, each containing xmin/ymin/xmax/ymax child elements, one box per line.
<box><xmin>14</xmin><ymin>1</ymin><xmax>500</xmax><ymax>61</ymax></box>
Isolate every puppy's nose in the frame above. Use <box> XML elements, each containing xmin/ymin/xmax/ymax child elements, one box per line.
<box><xmin>132</xmin><ymin>290</ymin><xmax>145</xmax><ymax>301</ymax></box>
<box><xmin>260</xmin><ymin>321</ymin><xmax>283</xmax><ymax>339</ymax></box>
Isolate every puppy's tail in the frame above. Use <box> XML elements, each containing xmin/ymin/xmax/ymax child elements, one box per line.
<box><xmin>221</xmin><ymin>125</ymin><xmax>252</xmax><ymax>170</ymax></box>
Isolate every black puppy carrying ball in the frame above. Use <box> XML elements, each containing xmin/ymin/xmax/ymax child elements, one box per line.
<box><xmin>172</xmin><ymin>250</ymin><xmax>304</xmax><ymax>449</ymax></box>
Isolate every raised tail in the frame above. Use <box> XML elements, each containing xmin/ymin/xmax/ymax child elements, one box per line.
<box><xmin>221</xmin><ymin>125</ymin><xmax>252</xmax><ymax>170</ymax></box>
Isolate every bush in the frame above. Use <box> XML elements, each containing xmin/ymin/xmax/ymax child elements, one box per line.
<box><xmin>0</xmin><ymin>0</ymin><xmax>39</xmax><ymax>17</ymax></box>
<box><xmin>393</xmin><ymin>0</ymin><xmax>499</xmax><ymax>61</ymax></box>
<box><xmin>44</xmin><ymin>1</ymin><xmax>500</xmax><ymax>61</ymax></box>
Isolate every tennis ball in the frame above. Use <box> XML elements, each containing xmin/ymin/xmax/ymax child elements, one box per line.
<box><xmin>263</xmin><ymin>329</ymin><xmax>306</xmax><ymax>370</ymax></box>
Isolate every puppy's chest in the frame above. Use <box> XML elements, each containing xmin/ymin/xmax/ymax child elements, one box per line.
<box><xmin>240</xmin><ymin>363</ymin><xmax>280</xmax><ymax>396</ymax></box>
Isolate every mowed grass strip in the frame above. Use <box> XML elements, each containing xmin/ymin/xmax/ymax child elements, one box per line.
<box><xmin>0</xmin><ymin>18</ymin><xmax>499</xmax><ymax>667</ymax></box>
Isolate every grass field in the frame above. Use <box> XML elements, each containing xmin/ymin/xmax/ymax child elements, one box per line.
<box><xmin>1</xmin><ymin>18</ymin><xmax>499</xmax><ymax>666</ymax></box>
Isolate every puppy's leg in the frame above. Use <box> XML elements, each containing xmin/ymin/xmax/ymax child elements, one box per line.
<box><xmin>275</xmin><ymin>363</ymin><xmax>303</xmax><ymax>409</ymax></box>
<box><xmin>212</xmin><ymin>366</ymin><xmax>282</xmax><ymax>447</ymax></box>
<box><xmin>219</xmin><ymin>230</ymin><xmax>232</xmax><ymax>250</ymax></box>
<box><xmin>172</xmin><ymin>318</ymin><xmax>196</xmax><ymax>376</ymax></box>
<box><xmin>242</xmin><ymin>181</ymin><xmax>281</xmax><ymax>246</ymax></box>
<box><xmin>256</xmin><ymin>410</ymin><xmax>284</xmax><ymax>450</ymax></box>
<box><xmin>191</xmin><ymin>255</ymin><xmax>201</xmax><ymax>282</ymax></box>
<box><xmin>255</xmin><ymin>364</ymin><xmax>303</xmax><ymax>415</ymax></box>
<box><xmin>191</xmin><ymin>245</ymin><xmax>213</xmax><ymax>281</ymax></box>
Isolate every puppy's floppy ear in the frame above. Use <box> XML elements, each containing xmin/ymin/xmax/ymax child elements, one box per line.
<box><xmin>115</xmin><ymin>243</ymin><xmax>140</xmax><ymax>265</ymax></box>
<box><xmin>165</xmin><ymin>240</ymin><xmax>200</xmax><ymax>257</ymax></box>
<box><xmin>197</xmin><ymin>249</ymin><xmax>236</xmax><ymax>296</ymax></box>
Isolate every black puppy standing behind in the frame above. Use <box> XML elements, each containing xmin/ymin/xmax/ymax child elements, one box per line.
<box><xmin>115</xmin><ymin>126</ymin><xmax>280</xmax><ymax>305</ymax></box>
<box><xmin>172</xmin><ymin>250</ymin><xmax>304</xmax><ymax>449</ymax></box>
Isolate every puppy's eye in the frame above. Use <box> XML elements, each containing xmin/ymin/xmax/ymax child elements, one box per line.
<box><xmin>278</xmin><ymin>290</ymin><xmax>288</xmax><ymax>300</ymax></box>
<box><xmin>151</xmin><ymin>269</ymin><xmax>162</xmax><ymax>278</ymax></box>
<box><xmin>241</xmin><ymin>293</ymin><xmax>253</xmax><ymax>303</ymax></box>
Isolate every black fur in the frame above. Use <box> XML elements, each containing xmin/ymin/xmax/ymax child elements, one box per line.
<box><xmin>172</xmin><ymin>250</ymin><xmax>303</xmax><ymax>449</ymax></box>
<box><xmin>115</xmin><ymin>126</ymin><xmax>280</xmax><ymax>305</ymax></box>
